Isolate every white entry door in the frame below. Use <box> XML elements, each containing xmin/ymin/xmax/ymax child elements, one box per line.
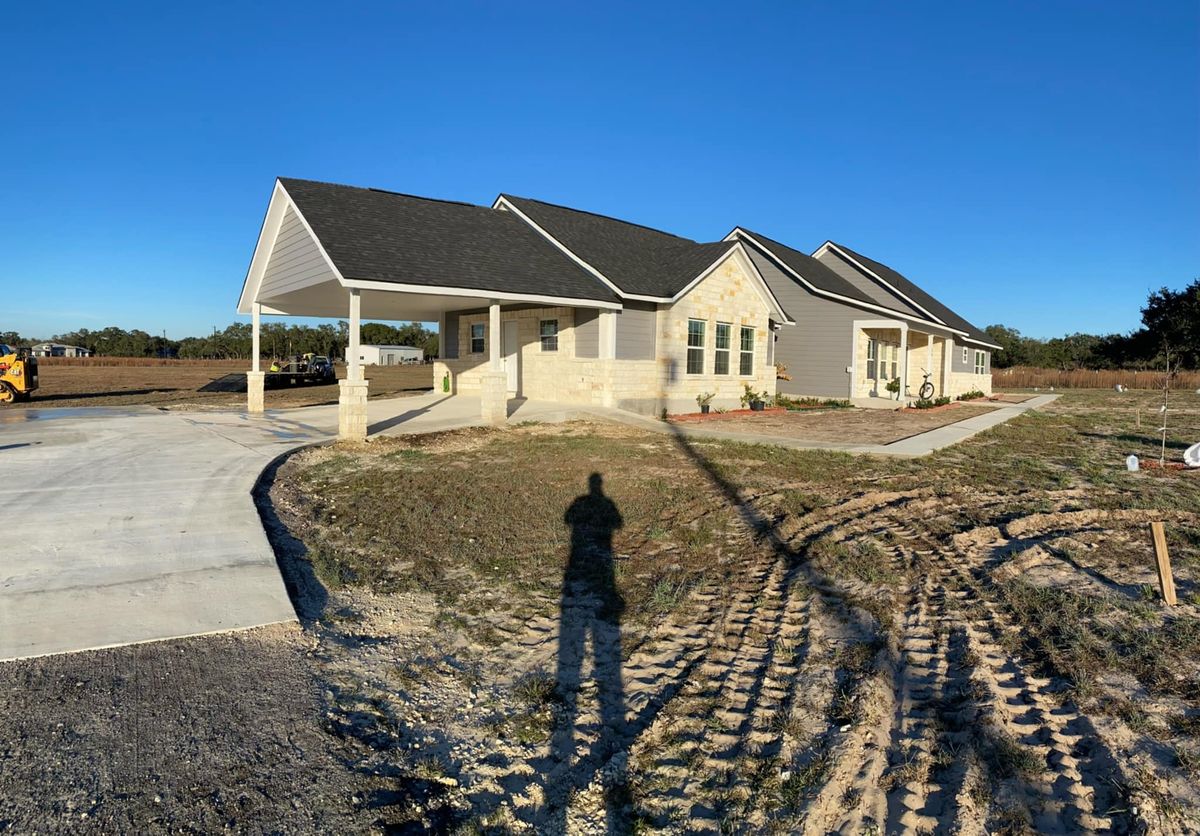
<box><xmin>501</xmin><ymin>320</ymin><xmax>520</xmax><ymax>394</ymax></box>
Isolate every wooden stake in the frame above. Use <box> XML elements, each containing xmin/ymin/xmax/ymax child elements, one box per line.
<box><xmin>1150</xmin><ymin>521</ymin><xmax>1176</xmax><ymax>606</ymax></box>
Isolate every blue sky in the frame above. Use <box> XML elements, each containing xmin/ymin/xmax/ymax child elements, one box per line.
<box><xmin>3</xmin><ymin>1</ymin><xmax>1196</xmax><ymax>341</ymax></box>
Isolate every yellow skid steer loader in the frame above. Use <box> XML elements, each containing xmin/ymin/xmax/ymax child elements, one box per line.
<box><xmin>0</xmin><ymin>345</ymin><xmax>38</xmax><ymax>404</ymax></box>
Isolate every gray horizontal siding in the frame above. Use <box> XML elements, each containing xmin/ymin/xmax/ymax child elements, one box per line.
<box><xmin>815</xmin><ymin>249</ymin><xmax>926</xmax><ymax>319</ymax></box>
<box><xmin>750</xmin><ymin>249</ymin><xmax>857</xmax><ymax>398</ymax></box>
<box><xmin>260</xmin><ymin>207</ymin><xmax>331</xmax><ymax>299</ymax></box>
<box><xmin>575</xmin><ymin>309</ymin><xmax>599</xmax><ymax>358</ymax></box>
<box><xmin>616</xmin><ymin>301</ymin><xmax>656</xmax><ymax>360</ymax></box>
<box><xmin>952</xmin><ymin>341</ymin><xmax>990</xmax><ymax>373</ymax></box>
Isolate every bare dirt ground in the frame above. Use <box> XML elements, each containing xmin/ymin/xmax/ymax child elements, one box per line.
<box><xmin>3</xmin><ymin>389</ymin><xmax>1199</xmax><ymax>834</ymax></box>
<box><xmin>670</xmin><ymin>402</ymin><xmax>995</xmax><ymax>444</ymax></box>
<box><xmin>8</xmin><ymin>362</ymin><xmax>432</xmax><ymax>409</ymax></box>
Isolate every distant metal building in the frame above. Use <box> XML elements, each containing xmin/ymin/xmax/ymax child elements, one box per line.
<box><xmin>30</xmin><ymin>342</ymin><xmax>91</xmax><ymax>358</ymax></box>
<box><xmin>350</xmin><ymin>344</ymin><xmax>424</xmax><ymax>366</ymax></box>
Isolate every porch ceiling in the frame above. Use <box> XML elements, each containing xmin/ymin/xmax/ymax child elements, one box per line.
<box><xmin>259</xmin><ymin>278</ymin><xmax>502</xmax><ymax>320</ymax></box>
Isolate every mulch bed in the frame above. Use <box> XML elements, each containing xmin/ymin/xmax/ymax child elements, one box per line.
<box><xmin>669</xmin><ymin>407</ymin><xmax>788</xmax><ymax>423</ymax></box>
<box><xmin>900</xmin><ymin>402</ymin><xmax>965</xmax><ymax>414</ymax></box>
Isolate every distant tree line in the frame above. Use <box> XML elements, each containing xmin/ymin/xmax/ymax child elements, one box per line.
<box><xmin>986</xmin><ymin>279</ymin><xmax>1198</xmax><ymax>370</ymax></box>
<box><xmin>0</xmin><ymin>321</ymin><xmax>439</xmax><ymax>361</ymax></box>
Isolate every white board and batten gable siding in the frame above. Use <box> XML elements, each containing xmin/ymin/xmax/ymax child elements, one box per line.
<box><xmin>258</xmin><ymin>205</ymin><xmax>336</xmax><ymax>302</ymax></box>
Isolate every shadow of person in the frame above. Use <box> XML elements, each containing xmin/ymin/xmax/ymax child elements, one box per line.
<box><xmin>550</xmin><ymin>472</ymin><xmax>627</xmax><ymax>833</ymax></box>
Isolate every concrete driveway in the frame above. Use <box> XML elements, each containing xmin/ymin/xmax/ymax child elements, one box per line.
<box><xmin>0</xmin><ymin>393</ymin><xmax>589</xmax><ymax>661</ymax></box>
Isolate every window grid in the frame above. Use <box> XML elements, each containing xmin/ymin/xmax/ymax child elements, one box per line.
<box><xmin>686</xmin><ymin>319</ymin><xmax>705</xmax><ymax>375</ymax></box>
<box><xmin>974</xmin><ymin>350</ymin><xmax>986</xmax><ymax>375</ymax></box>
<box><xmin>540</xmin><ymin>319</ymin><xmax>558</xmax><ymax>352</ymax></box>
<box><xmin>739</xmin><ymin>326</ymin><xmax>754</xmax><ymax>376</ymax></box>
<box><xmin>714</xmin><ymin>322</ymin><xmax>731</xmax><ymax>375</ymax></box>
<box><xmin>470</xmin><ymin>323</ymin><xmax>485</xmax><ymax>354</ymax></box>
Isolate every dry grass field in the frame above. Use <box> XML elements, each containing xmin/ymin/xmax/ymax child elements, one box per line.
<box><xmin>3</xmin><ymin>390</ymin><xmax>1199</xmax><ymax>834</ymax></box>
<box><xmin>256</xmin><ymin>389</ymin><xmax>1200</xmax><ymax>833</ymax></box>
<box><xmin>9</xmin><ymin>361</ymin><xmax>433</xmax><ymax>409</ymax></box>
<box><xmin>996</xmin><ymin>366</ymin><xmax>1200</xmax><ymax>391</ymax></box>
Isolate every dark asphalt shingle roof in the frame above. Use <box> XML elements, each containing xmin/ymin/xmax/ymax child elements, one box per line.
<box><xmin>278</xmin><ymin>178</ymin><xmax>618</xmax><ymax>303</ymax></box>
<box><xmin>734</xmin><ymin>229</ymin><xmax>881</xmax><ymax>306</ymax></box>
<box><xmin>500</xmin><ymin>195</ymin><xmax>735</xmax><ymax>298</ymax></box>
<box><xmin>828</xmin><ymin>242</ymin><xmax>993</xmax><ymax>345</ymax></box>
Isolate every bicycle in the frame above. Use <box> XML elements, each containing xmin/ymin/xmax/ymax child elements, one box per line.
<box><xmin>917</xmin><ymin>368</ymin><xmax>936</xmax><ymax>400</ymax></box>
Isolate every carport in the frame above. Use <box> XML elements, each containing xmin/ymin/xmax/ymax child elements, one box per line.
<box><xmin>237</xmin><ymin>178</ymin><xmax>620</xmax><ymax>439</ymax></box>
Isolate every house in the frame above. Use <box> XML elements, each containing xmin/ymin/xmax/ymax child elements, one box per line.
<box><xmin>30</xmin><ymin>342</ymin><xmax>91</xmax><ymax>358</ymax></box>
<box><xmin>237</xmin><ymin>178</ymin><xmax>992</xmax><ymax>439</ymax></box>
<box><xmin>726</xmin><ymin>233</ymin><xmax>998</xmax><ymax>403</ymax></box>
<box><xmin>352</xmin><ymin>344</ymin><xmax>425</xmax><ymax>366</ymax></box>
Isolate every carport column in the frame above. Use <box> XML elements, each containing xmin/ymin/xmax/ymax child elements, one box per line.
<box><xmin>479</xmin><ymin>301</ymin><xmax>507</xmax><ymax>424</ymax></box>
<box><xmin>898</xmin><ymin>324</ymin><xmax>909</xmax><ymax>402</ymax></box>
<box><xmin>338</xmin><ymin>289</ymin><xmax>368</xmax><ymax>441</ymax></box>
<box><xmin>599</xmin><ymin>310</ymin><xmax>617</xmax><ymax>407</ymax></box>
<box><xmin>246</xmin><ymin>302</ymin><xmax>265</xmax><ymax>414</ymax></box>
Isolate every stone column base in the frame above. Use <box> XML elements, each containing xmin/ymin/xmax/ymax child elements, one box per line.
<box><xmin>246</xmin><ymin>371</ymin><xmax>265</xmax><ymax>414</ymax></box>
<box><xmin>479</xmin><ymin>370</ymin><xmax>508</xmax><ymax>425</ymax></box>
<box><xmin>338</xmin><ymin>378</ymin><xmax>370</xmax><ymax>441</ymax></box>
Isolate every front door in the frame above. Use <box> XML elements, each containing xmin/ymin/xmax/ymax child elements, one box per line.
<box><xmin>501</xmin><ymin>320</ymin><xmax>520</xmax><ymax>394</ymax></box>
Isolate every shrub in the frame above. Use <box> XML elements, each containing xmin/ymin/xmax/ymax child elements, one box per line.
<box><xmin>775</xmin><ymin>395</ymin><xmax>852</xmax><ymax>410</ymax></box>
<box><xmin>695</xmin><ymin>391</ymin><xmax>715</xmax><ymax>407</ymax></box>
<box><xmin>739</xmin><ymin>384</ymin><xmax>770</xmax><ymax>408</ymax></box>
<box><xmin>957</xmin><ymin>389</ymin><xmax>986</xmax><ymax>401</ymax></box>
<box><xmin>885</xmin><ymin>377</ymin><xmax>901</xmax><ymax>394</ymax></box>
<box><xmin>911</xmin><ymin>396</ymin><xmax>951</xmax><ymax>409</ymax></box>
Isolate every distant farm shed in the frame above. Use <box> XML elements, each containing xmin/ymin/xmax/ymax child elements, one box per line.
<box><xmin>350</xmin><ymin>344</ymin><xmax>425</xmax><ymax>366</ymax></box>
<box><xmin>30</xmin><ymin>342</ymin><xmax>91</xmax><ymax>358</ymax></box>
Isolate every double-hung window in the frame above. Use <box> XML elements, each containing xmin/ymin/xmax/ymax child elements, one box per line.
<box><xmin>962</xmin><ymin>346</ymin><xmax>969</xmax><ymax>364</ymax></box>
<box><xmin>714</xmin><ymin>322</ymin><xmax>731</xmax><ymax>374</ymax></box>
<box><xmin>540</xmin><ymin>319</ymin><xmax>558</xmax><ymax>352</ymax></box>
<box><xmin>974</xmin><ymin>350</ymin><xmax>986</xmax><ymax>375</ymax></box>
<box><xmin>867</xmin><ymin>339</ymin><xmax>878</xmax><ymax>380</ymax></box>
<box><xmin>686</xmin><ymin>319</ymin><xmax>705</xmax><ymax>375</ymax></box>
<box><xmin>739</xmin><ymin>326</ymin><xmax>755</xmax><ymax>375</ymax></box>
<box><xmin>470</xmin><ymin>323</ymin><xmax>485</xmax><ymax>354</ymax></box>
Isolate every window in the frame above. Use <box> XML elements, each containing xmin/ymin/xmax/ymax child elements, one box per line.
<box><xmin>470</xmin><ymin>323</ymin><xmax>485</xmax><ymax>354</ymax></box>
<box><xmin>962</xmin><ymin>346</ymin><xmax>969</xmax><ymax>364</ymax></box>
<box><xmin>540</xmin><ymin>319</ymin><xmax>558</xmax><ymax>352</ymax></box>
<box><xmin>974</xmin><ymin>350</ymin><xmax>986</xmax><ymax>375</ymax></box>
<box><xmin>866</xmin><ymin>339</ymin><xmax>878</xmax><ymax>380</ymax></box>
<box><xmin>739</xmin><ymin>326</ymin><xmax>755</xmax><ymax>375</ymax></box>
<box><xmin>714</xmin><ymin>322</ymin><xmax>731</xmax><ymax>374</ymax></box>
<box><xmin>686</xmin><ymin>319</ymin><xmax>705</xmax><ymax>375</ymax></box>
<box><xmin>888</xmin><ymin>343</ymin><xmax>899</xmax><ymax>380</ymax></box>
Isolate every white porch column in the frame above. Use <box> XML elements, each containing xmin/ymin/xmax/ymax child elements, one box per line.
<box><xmin>246</xmin><ymin>302</ymin><xmax>265</xmax><ymax>414</ymax></box>
<box><xmin>348</xmin><ymin>289</ymin><xmax>362</xmax><ymax>381</ymax></box>
<box><xmin>338</xmin><ymin>289</ymin><xmax>368</xmax><ymax>441</ymax></box>
<box><xmin>480</xmin><ymin>302</ymin><xmax>507</xmax><ymax>424</ymax></box>
<box><xmin>599</xmin><ymin>310</ymin><xmax>617</xmax><ymax>359</ymax></box>
<box><xmin>488</xmin><ymin>302</ymin><xmax>501</xmax><ymax>371</ymax></box>
<box><xmin>898</xmin><ymin>325</ymin><xmax>909</xmax><ymax>402</ymax></box>
<box><xmin>943</xmin><ymin>337</ymin><xmax>954</xmax><ymax>398</ymax></box>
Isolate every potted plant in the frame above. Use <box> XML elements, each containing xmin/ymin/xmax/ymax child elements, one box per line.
<box><xmin>740</xmin><ymin>384</ymin><xmax>769</xmax><ymax>411</ymax></box>
<box><xmin>885</xmin><ymin>377</ymin><xmax>901</xmax><ymax>397</ymax></box>
<box><xmin>696</xmin><ymin>391</ymin><xmax>715</xmax><ymax>414</ymax></box>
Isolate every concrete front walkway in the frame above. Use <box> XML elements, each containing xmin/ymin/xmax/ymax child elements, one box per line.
<box><xmin>638</xmin><ymin>394</ymin><xmax>1060</xmax><ymax>456</ymax></box>
<box><xmin>0</xmin><ymin>392</ymin><xmax>583</xmax><ymax>660</ymax></box>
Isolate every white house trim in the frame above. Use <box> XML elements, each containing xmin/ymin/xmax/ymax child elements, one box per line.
<box><xmin>667</xmin><ymin>243</ymin><xmax>793</xmax><ymax>324</ymax></box>
<box><xmin>340</xmin><ymin>278</ymin><xmax>623</xmax><ymax>311</ymax></box>
<box><xmin>238</xmin><ymin>180</ymin><xmax>348</xmax><ymax>314</ymax></box>
<box><xmin>728</xmin><ymin>229</ymin><xmax>959</xmax><ymax>337</ymax></box>
<box><xmin>815</xmin><ymin>241</ymin><xmax>945</xmax><ymax>326</ymax></box>
<box><xmin>492</xmin><ymin>196</ymin><xmax>629</xmax><ymax>299</ymax></box>
<box><xmin>850</xmin><ymin>318</ymin><xmax>909</xmax><ymax>401</ymax></box>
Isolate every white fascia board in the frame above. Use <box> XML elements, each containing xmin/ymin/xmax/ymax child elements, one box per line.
<box><xmin>491</xmin><ymin>196</ymin><xmax>629</xmax><ymax>300</ymax></box>
<box><xmin>732</xmin><ymin>230</ymin><xmax>964</xmax><ymax>337</ymax></box>
<box><xmin>340</xmin><ymin>278</ymin><xmax>623</xmax><ymax>310</ymax></box>
<box><xmin>820</xmin><ymin>241</ymin><xmax>945</xmax><ymax>326</ymax></box>
<box><xmin>957</xmin><ymin>336</ymin><xmax>1003</xmax><ymax>351</ymax></box>
<box><xmin>237</xmin><ymin>179</ymin><xmax>349</xmax><ymax>314</ymax></box>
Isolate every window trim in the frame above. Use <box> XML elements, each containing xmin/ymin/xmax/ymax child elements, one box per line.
<box><xmin>973</xmin><ymin>349</ymin><xmax>986</xmax><ymax>375</ymax></box>
<box><xmin>539</xmin><ymin>318</ymin><xmax>559</xmax><ymax>352</ymax></box>
<box><xmin>686</xmin><ymin>318</ymin><xmax>706</xmax><ymax>375</ymax></box>
<box><xmin>739</xmin><ymin>325</ymin><xmax>755</xmax><ymax>376</ymax></box>
<box><xmin>962</xmin><ymin>346</ymin><xmax>969</xmax><ymax>364</ymax></box>
<box><xmin>866</xmin><ymin>338</ymin><xmax>878</xmax><ymax>380</ymax></box>
<box><xmin>714</xmin><ymin>322</ymin><xmax>731</xmax><ymax>375</ymax></box>
<box><xmin>470</xmin><ymin>322</ymin><xmax>486</xmax><ymax>354</ymax></box>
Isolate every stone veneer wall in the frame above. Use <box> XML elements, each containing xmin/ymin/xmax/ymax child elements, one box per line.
<box><xmin>430</xmin><ymin>251</ymin><xmax>776</xmax><ymax>416</ymax></box>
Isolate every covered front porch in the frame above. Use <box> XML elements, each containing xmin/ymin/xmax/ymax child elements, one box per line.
<box><xmin>850</xmin><ymin>318</ymin><xmax>957</xmax><ymax>405</ymax></box>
